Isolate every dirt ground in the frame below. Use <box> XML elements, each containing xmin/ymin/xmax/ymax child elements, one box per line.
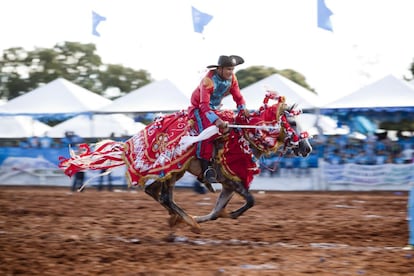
<box><xmin>0</xmin><ymin>186</ymin><xmax>413</xmax><ymax>276</ymax></box>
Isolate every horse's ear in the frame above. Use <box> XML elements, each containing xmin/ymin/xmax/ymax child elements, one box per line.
<box><xmin>289</xmin><ymin>103</ymin><xmax>298</xmax><ymax>112</ymax></box>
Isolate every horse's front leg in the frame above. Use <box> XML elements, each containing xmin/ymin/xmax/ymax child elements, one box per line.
<box><xmin>145</xmin><ymin>181</ymin><xmax>184</xmax><ymax>228</ymax></box>
<box><xmin>159</xmin><ymin>179</ymin><xmax>202</xmax><ymax>234</ymax></box>
<box><xmin>194</xmin><ymin>185</ymin><xmax>234</xmax><ymax>223</ymax></box>
<box><xmin>229</xmin><ymin>182</ymin><xmax>255</xmax><ymax>219</ymax></box>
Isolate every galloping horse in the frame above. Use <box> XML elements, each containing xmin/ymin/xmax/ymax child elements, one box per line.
<box><xmin>59</xmin><ymin>92</ymin><xmax>312</xmax><ymax>233</ymax></box>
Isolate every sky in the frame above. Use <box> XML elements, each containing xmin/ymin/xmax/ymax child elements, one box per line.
<box><xmin>1</xmin><ymin>0</ymin><xmax>414</xmax><ymax>105</ymax></box>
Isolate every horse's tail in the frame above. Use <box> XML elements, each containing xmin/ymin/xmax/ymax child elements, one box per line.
<box><xmin>58</xmin><ymin>139</ymin><xmax>126</xmax><ymax>177</ymax></box>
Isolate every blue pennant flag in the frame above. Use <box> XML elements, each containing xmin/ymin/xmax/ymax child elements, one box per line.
<box><xmin>92</xmin><ymin>11</ymin><xmax>106</xmax><ymax>37</ymax></box>
<box><xmin>317</xmin><ymin>0</ymin><xmax>333</xmax><ymax>32</ymax></box>
<box><xmin>191</xmin><ymin>6</ymin><xmax>213</xmax><ymax>34</ymax></box>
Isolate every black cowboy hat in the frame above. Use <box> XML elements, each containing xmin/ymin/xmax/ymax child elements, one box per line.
<box><xmin>207</xmin><ymin>55</ymin><xmax>244</xmax><ymax>69</ymax></box>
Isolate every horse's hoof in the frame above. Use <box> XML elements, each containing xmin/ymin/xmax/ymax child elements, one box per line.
<box><xmin>191</xmin><ymin>226</ymin><xmax>202</xmax><ymax>234</ymax></box>
<box><xmin>168</xmin><ymin>215</ymin><xmax>182</xmax><ymax>227</ymax></box>
<box><xmin>229</xmin><ymin>212</ymin><xmax>239</xmax><ymax>219</ymax></box>
<box><xmin>164</xmin><ymin>233</ymin><xmax>176</xmax><ymax>242</ymax></box>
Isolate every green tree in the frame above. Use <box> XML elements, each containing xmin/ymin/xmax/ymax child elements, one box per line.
<box><xmin>99</xmin><ymin>64</ymin><xmax>152</xmax><ymax>98</ymax></box>
<box><xmin>409</xmin><ymin>58</ymin><xmax>414</xmax><ymax>80</ymax></box>
<box><xmin>0</xmin><ymin>42</ymin><xmax>152</xmax><ymax>100</ymax></box>
<box><xmin>236</xmin><ymin>65</ymin><xmax>315</xmax><ymax>93</ymax></box>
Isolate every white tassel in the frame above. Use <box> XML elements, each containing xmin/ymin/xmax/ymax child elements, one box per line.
<box><xmin>179</xmin><ymin>125</ymin><xmax>220</xmax><ymax>149</ymax></box>
<box><xmin>69</xmin><ymin>145</ymin><xmax>76</xmax><ymax>158</ymax></box>
<box><xmin>78</xmin><ymin>169</ymin><xmax>112</xmax><ymax>192</ymax></box>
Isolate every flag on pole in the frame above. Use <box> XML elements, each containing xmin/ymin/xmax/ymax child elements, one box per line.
<box><xmin>191</xmin><ymin>6</ymin><xmax>213</xmax><ymax>34</ymax></box>
<box><xmin>317</xmin><ymin>0</ymin><xmax>333</xmax><ymax>32</ymax></box>
<box><xmin>92</xmin><ymin>11</ymin><xmax>106</xmax><ymax>37</ymax></box>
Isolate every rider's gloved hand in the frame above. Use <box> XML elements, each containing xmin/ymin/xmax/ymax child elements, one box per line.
<box><xmin>242</xmin><ymin>108</ymin><xmax>250</xmax><ymax>118</ymax></box>
<box><xmin>215</xmin><ymin>119</ymin><xmax>230</xmax><ymax>134</ymax></box>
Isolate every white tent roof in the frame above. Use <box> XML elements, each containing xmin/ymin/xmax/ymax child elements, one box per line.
<box><xmin>98</xmin><ymin>79</ymin><xmax>190</xmax><ymax>113</ymax></box>
<box><xmin>0</xmin><ymin>116</ymin><xmax>51</xmax><ymax>138</ymax></box>
<box><xmin>221</xmin><ymin>73</ymin><xmax>320</xmax><ymax>111</ymax></box>
<box><xmin>47</xmin><ymin>114</ymin><xmax>146</xmax><ymax>138</ymax></box>
<box><xmin>0</xmin><ymin>78</ymin><xmax>112</xmax><ymax>116</ymax></box>
<box><xmin>299</xmin><ymin>113</ymin><xmax>349</xmax><ymax>136</ymax></box>
<box><xmin>322</xmin><ymin>74</ymin><xmax>414</xmax><ymax>109</ymax></box>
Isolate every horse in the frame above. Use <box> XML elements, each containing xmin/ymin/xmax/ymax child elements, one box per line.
<box><xmin>59</xmin><ymin>92</ymin><xmax>312</xmax><ymax>233</ymax></box>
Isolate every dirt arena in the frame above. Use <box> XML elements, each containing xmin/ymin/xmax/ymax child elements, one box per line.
<box><xmin>0</xmin><ymin>186</ymin><xmax>413</xmax><ymax>275</ymax></box>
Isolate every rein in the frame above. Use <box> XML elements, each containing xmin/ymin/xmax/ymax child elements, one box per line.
<box><xmin>227</xmin><ymin>124</ymin><xmax>280</xmax><ymax>130</ymax></box>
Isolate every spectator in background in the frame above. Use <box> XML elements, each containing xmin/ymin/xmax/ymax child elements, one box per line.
<box><xmin>283</xmin><ymin>157</ymin><xmax>295</xmax><ymax>176</ymax></box>
<box><xmin>401</xmin><ymin>149</ymin><xmax>414</xmax><ymax>164</ymax></box>
<box><xmin>403</xmin><ymin>183</ymin><xmax>414</xmax><ymax>250</ymax></box>
<box><xmin>393</xmin><ymin>152</ymin><xmax>405</xmax><ymax>164</ymax></box>
<box><xmin>70</xmin><ymin>144</ymin><xmax>86</xmax><ymax>192</ymax></box>
<box><xmin>39</xmin><ymin>133</ymin><xmax>53</xmax><ymax>148</ymax></box>
<box><xmin>260</xmin><ymin>154</ymin><xmax>279</xmax><ymax>177</ymax></box>
<box><xmin>27</xmin><ymin>136</ymin><xmax>40</xmax><ymax>148</ymax></box>
<box><xmin>72</xmin><ymin>171</ymin><xmax>85</xmax><ymax>192</ymax></box>
<box><xmin>61</xmin><ymin>131</ymin><xmax>84</xmax><ymax>146</ymax></box>
<box><xmin>325</xmin><ymin>148</ymin><xmax>344</xmax><ymax>165</ymax></box>
<box><xmin>375</xmin><ymin>150</ymin><xmax>388</xmax><ymax>165</ymax></box>
<box><xmin>297</xmin><ymin>157</ymin><xmax>310</xmax><ymax>177</ymax></box>
<box><xmin>97</xmin><ymin>168</ymin><xmax>113</xmax><ymax>192</ymax></box>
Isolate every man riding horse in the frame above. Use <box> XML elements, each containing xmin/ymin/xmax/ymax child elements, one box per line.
<box><xmin>58</xmin><ymin>56</ymin><xmax>312</xmax><ymax>233</ymax></box>
<box><xmin>188</xmin><ymin>55</ymin><xmax>301</xmax><ymax>188</ymax></box>
<box><xmin>188</xmin><ymin>55</ymin><xmax>249</xmax><ymax>187</ymax></box>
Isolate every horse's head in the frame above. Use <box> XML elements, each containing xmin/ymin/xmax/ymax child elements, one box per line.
<box><xmin>285</xmin><ymin>110</ymin><xmax>313</xmax><ymax>158</ymax></box>
<box><xmin>235</xmin><ymin>91</ymin><xmax>312</xmax><ymax>158</ymax></box>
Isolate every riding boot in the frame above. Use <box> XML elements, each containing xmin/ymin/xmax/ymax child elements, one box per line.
<box><xmin>199</xmin><ymin>159</ymin><xmax>218</xmax><ymax>193</ymax></box>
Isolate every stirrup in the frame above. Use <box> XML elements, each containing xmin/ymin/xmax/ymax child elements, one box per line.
<box><xmin>204</xmin><ymin>166</ymin><xmax>218</xmax><ymax>184</ymax></box>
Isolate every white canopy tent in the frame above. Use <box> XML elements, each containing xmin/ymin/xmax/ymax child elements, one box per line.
<box><xmin>98</xmin><ymin>79</ymin><xmax>190</xmax><ymax>114</ymax></box>
<box><xmin>299</xmin><ymin>113</ymin><xmax>349</xmax><ymax>136</ymax></box>
<box><xmin>0</xmin><ymin>78</ymin><xmax>112</xmax><ymax>116</ymax></box>
<box><xmin>322</xmin><ymin>74</ymin><xmax>414</xmax><ymax>111</ymax></box>
<box><xmin>221</xmin><ymin>73</ymin><xmax>321</xmax><ymax>111</ymax></box>
<box><xmin>0</xmin><ymin>116</ymin><xmax>51</xmax><ymax>138</ymax></box>
<box><xmin>47</xmin><ymin>114</ymin><xmax>146</xmax><ymax>138</ymax></box>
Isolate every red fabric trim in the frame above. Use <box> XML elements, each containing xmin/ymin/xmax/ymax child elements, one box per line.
<box><xmin>218</xmin><ymin>130</ymin><xmax>260</xmax><ymax>189</ymax></box>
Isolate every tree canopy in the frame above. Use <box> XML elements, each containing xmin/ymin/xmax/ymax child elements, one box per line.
<box><xmin>409</xmin><ymin>58</ymin><xmax>414</xmax><ymax>80</ymax></box>
<box><xmin>0</xmin><ymin>42</ymin><xmax>153</xmax><ymax>100</ymax></box>
<box><xmin>1</xmin><ymin>42</ymin><xmax>317</xmax><ymax>101</ymax></box>
<box><xmin>236</xmin><ymin>65</ymin><xmax>315</xmax><ymax>93</ymax></box>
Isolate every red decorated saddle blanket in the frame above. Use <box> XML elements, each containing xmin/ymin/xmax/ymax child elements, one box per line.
<box><xmin>124</xmin><ymin>111</ymin><xmax>198</xmax><ymax>185</ymax></box>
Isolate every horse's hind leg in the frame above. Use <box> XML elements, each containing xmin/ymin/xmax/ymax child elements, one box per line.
<box><xmin>144</xmin><ymin>181</ymin><xmax>162</xmax><ymax>202</ymax></box>
<box><xmin>229</xmin><ymin>183</ymin><xmax>255</xmax><ymax>219</ymax></box>
<box><xmin>159</xmin><ymin>180</ymin><xmax>202</xmax><ymax>234</ymax></box>
<box><xmin>195</xmin><ymin>186</ymin><xmax>234</xmax><ymax>223</ymax></box>
<box><xmin>145</xmin><ymin>181</ymin><xmax>177</xmax><ymax>220</ymax></box>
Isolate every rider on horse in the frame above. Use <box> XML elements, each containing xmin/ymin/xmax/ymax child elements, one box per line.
<box><xmin>188</xmin><ymin>55</ymin><xmax>250</xmax><ymax>185</ymax></box>
<box><xmin>57</xmin><ymin>80</ymin><xmax>313</xmax><ymax>232</ymax></box>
